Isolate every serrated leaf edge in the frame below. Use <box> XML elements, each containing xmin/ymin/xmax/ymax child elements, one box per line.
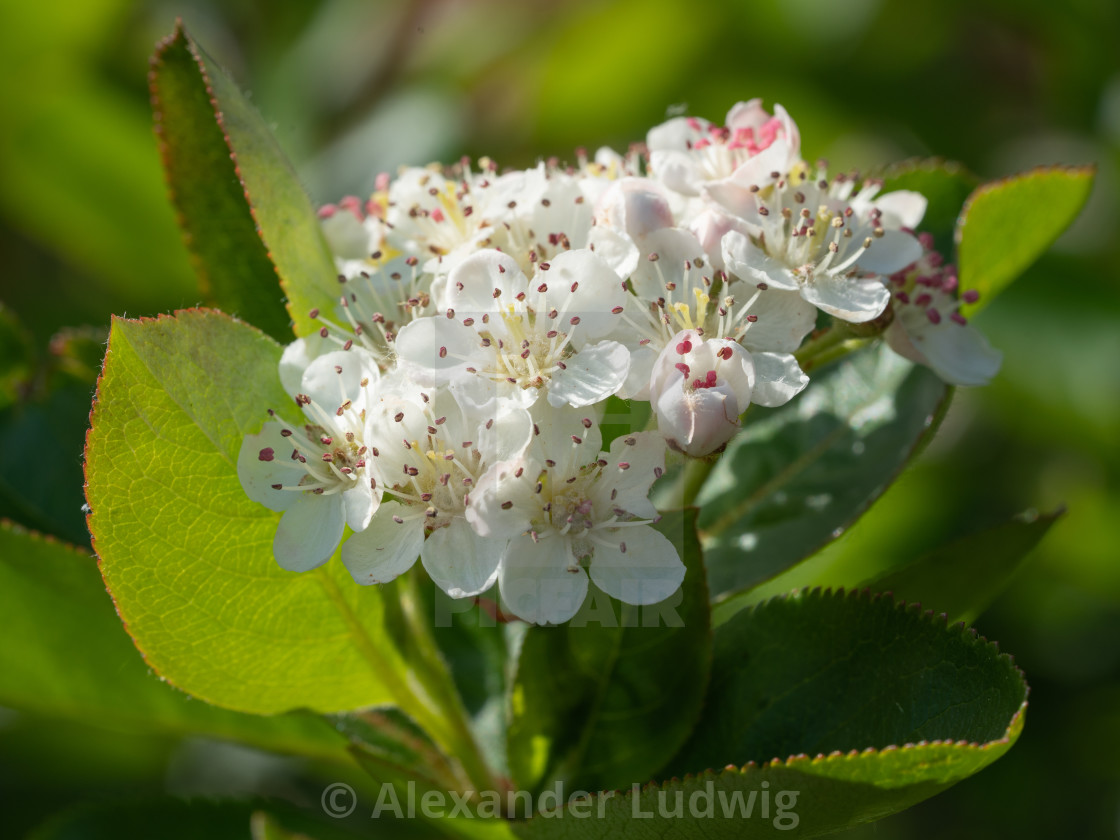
<box><xmin>80</xmin><ymin>306</ymin><xmax>281</xmax><ymax>699</ymax></box>
<box><xmin>149</xmin><ymin>22</ymin><xmax>304</xmax><ymax>337</ymax></box>
<box><xmin>518</xmin><ymin>586</ymin><xmax>1027</xmax><ymax>819</ymax></box>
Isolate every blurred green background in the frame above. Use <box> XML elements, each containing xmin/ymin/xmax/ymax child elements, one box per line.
<box><xmin>1</xmin><ymin>0</ymin><xmax>1117</xmax><ymax>836</ymax></box>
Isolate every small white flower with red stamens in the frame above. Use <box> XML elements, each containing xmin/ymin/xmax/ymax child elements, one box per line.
<box><xmin>884</xmin><ymin>234</ymin><xmax>1002</xmax><ymax>385</ymax></box>
<box><xmin>616</xmin><ymin>227</ymin><xmax>810</xmax><ymax>404</ymax></box>
<box><xmin>394</xmin><ymin>248</ymin><xmax>633</xmax><ymax>410</ymax></box>
<box><xmin>237</xmin><ymin>350</ymin><xmax>382</xmax><ymax>572</ymax></box>
<box><xmin>646</xmin><ymin>100</ymin><xmax>801</xmax><ymax>198</ymax></box>
<box><xmin>648</xmin><ymin>330</ymin><xmax>757</xmax><ymax>457</ymax></box>
<box><xmin>339</xmin><ymin>376</ymin><xmax>533</xmax><ymax>597</ymax></box>
<box><xmin>721</xmin><ymin>168</ymin><xmax>925</xmax><ymax>324</ymax></box>
<box><xmin>465</xmin><ymin>409</ymin><xmax>681</xmax><ymax>625</ymax></box>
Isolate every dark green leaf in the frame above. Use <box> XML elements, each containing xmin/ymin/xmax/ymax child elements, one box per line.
<box><xmin>956</xmin><ymin>165</ymin><xmax>1095</xmax><ymax>317</ymax></box>
<box><xmin>507</xmin><ymin>511</ymin><xmax>711</xmax><ymax>794</ymax></box>
<box><xmin>0</xmin><ymin>520</ymin><xmax>346</xmax><ymax>758</ymax></box>
<box><xmin>513</xmin><ymin>590</ymin><xmax>1026</xmax><ymax>838</ymax></box>
<box><xmin>864</xmin><ymin>508</ymin><xmax>1063</xmax><ymax>624</ymax></box>
<box><xmin>151</xmin><ymin>24</ymin><xmax>338</xmax><ymax>340</ymax></box>
<box><xmin>697</xmin><ymin>344</ymin><xmax>950</xmax><ymax>602</ymax></box>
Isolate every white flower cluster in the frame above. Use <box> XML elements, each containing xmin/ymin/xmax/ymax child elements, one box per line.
<box><xmin>239</xmin><ymin>99</ymin><xmax>1000</xmax><ymax>623</ymax></box>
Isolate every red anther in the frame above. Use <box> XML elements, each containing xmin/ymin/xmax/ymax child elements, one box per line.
<box><xmin>258</xmin><ymin>448</ymin><xmax>275</xmax><ymax>461</ymax></box>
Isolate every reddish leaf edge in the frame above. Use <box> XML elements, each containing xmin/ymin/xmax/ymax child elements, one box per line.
<box><xmin>149</xmin><ymin>21</ymin><xmax>297</xmax><ymax>337</ymax></box>
<box><xmin>954</xmin><ymin>163</ymin><xmax>1097</xmax><ymax>247</ymax></box>
<box><xmin>80</xmin><ymin>307</ymin><xmax>281</xmax><ymax>707</ymax></box>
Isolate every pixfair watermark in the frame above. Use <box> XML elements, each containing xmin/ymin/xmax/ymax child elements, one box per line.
<box><xmin>321</xmin><ymin>780</ymin><xmax>800</xmax><ymax>830</ymax></box>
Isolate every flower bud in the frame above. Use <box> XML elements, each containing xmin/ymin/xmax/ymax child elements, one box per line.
<box><xmin>649</xmin><ymin>330</ymin><xmax>755</xmax><ymax>457</ymax></box>
<box><xmin>593</xmin><ymin>177</ymin><xmax>675</xmax><ymax>239</ymax></box>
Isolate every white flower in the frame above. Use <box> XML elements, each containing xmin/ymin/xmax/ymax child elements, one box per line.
<box><xmin>394</xmin><ymin>248</ymin><xmax>633</xmax><ymax>410</ymax></box>
<box><xmin>884</xmin><ymin>235</ymin><xmax>1002</xmax><ymax>386</ymax></box>
<box><xmin>646</xmin><ymin>100</ymin><xmax>801</xmax><ymax>198</ymax></box>
<box><xmin>721</xmin><ymin>168</ymin><xmax>925</xmax><ymax>323</ymax></box>
<box><xmin>237</xmin><ymin>350</ymin><xmax>382</xmax><ymax>572</ymax></box>
<box><xmin>340</xmin><ymin>376</ymin><xmax>533</xmax><ymax>597</ymax></box>
<box><xmin>467</xmin><ymin>410</ymin><xmax>681</xmax><ymax>624</ymax></box>
<box><xmin>617</xmin><ymin>227</ymin><xmax>809</xmax><ymax>405</ymax></box>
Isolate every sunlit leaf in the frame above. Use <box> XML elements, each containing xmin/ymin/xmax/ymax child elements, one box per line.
<box><xmin>956</xmin><ymin>165</ymin><xmax>1095</xmax><ymax>317</ymax></box>
<box><xmin>84</xmin><ymin>309</ymin><xmax>408</xmax><ymax>714</ymax></box>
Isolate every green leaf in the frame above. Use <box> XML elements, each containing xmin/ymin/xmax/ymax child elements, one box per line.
<box><xmin>514</xmin><ymin>590</ymin><xmax>1026</xmax><ymax>838</ymax></box>
<box><xmin>0</xmin><ymin>520</ymin><xmax>346</xmax><ymax>759</ymax></box>
<box><xmin>84</xmin><ymin>309</ymin><xmax>406</xmax><ymax>714</ymax></box>
<box><xmin>863</xmin><ymin>508</ymin><xmax>1063</xmax><ymax>624</ymax></box>
<box><xmin>696</xmin><ymin>344</ymin><xmax>950</xmax><ymax>602</ymax></box>
<box><xmin>506</xmin><ymin>511</ymin><xmax>711</xmax><ymax>795</ymax></box>
<box><xmin>151</xmin><ymin>24</ymin><xmax>339</xmax><ymax>340</ymax></box>
<box><xmin>956</xmin><ymin>165</ymin><xmax>1095</xmax><ymax>317</ymax></box>
<box><xmin>877</xmin><ymin>157</ymin><xmax>978</xmax><ymax>249</ymax></box>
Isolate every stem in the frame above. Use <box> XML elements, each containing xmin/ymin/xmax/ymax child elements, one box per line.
<box><xmin>397</xmin><ymin>568</ymin><xmax>501</xmax><ymax>797</ymax></box>
<box><xmin>679</xmin><ymin>456</ymin><xmax>716</xmax><ymax>508</ymax></box>
<box><xmin>794</xmin><ymin>323</ymin><xmax>873</xmax><ymax>373</ymax></box>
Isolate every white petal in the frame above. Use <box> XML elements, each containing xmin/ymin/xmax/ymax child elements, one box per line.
<box><xmin>475</xmin><ymin>402</ymin><xmax>534</xmax><ymax>464</ymax></box>
<box><xmin>750</xmin><ymin>352</ymin><xmax>809</xmax><ymax>407</ymax></box>
<box><xmin>341</xmin><ymin>502</ymin><xmax>424</xmax><ymax>585</ymax></box>
<box><xmin>722</xmin><ymin>231</ymin><xmax>799</xmax><ymax>292</ymax></box>
<box><xmin>422</xmin><ymin>519</ymin><xmax>503</xmax><ymax>599</ymax></box>
<box><xmin>238</xmin><ymin>423</ymin><xmax>304</xmax><ymax>512</ymax></box>
<box><xmin>499</xmin><ymin>534</ymin><xmax>588</xmax><ymax>625</ymax></box>
<box><xmin>646</xmin><ymin>116</ymin><xmax>705</xmax><ymax>152</ymax></box>
<box><xmin>874</xmin><ymin>190</ymin><xmax>928</xmax><ymax>230</ymax></box>
<box><xmin>592</xmin><ymin>431</ymin><xmax>666</xmax><ymax>520</ymax></box>
<box><xmin>464</xmin><ymin>458</ymin><xmax>534</xmax><ymax>540</ymax></box>
<box><xmin>541</xmin><ymin>249</ymin><xmax>627</xmax><ymax>340</ymax></box>
<box><xmin>273</xmin><ymin>493</ymin><xmax>344</xmax><ymax>572</ymax></box>
<box><xmin>547</xmin><ymin>341</ymin><xmax>630</xmax><ymax>408</ymax></box>
<box><xmin>529</xmin><ymin>405</ymin><xmax>603</xmax><ymax>476</ymax></box>
<box><xmin>648</xmin><ymin>149</ymin><xmax>701</xmax><ymax>195</ymax></box>
<box><xmin>802</xmin><ymin>273</ymin><xmax>890</xmax><ymax>323</ymax></box>
<box><xmin>617</xmin><ymin>343</ymin><xmax>657</xmax><ymax>400</ymax></box>
<box><xmin>342</xmin><ymin>483</ymin><xmax>378</xmax><ymax>532</ymax></box>
<box><xmin>300</xmin><ymin>349</ymin><xmax>378</xmax><ymax>411</ymax></box>
<box><xmin>447</xmin><ymin>250</ymin><xmax>528</xmax><ymax>314</ymax></box>
<box><xmin>394</xmin><ymin>317</ymin><xmax>479</xmax><ymax>385</ymax></box>
<box><xmin>279</xmin><ymin>336</ymin><xmax>321</xmax><ymax>398</ymax></box>
<box><xmin>588</xmin><ymin>525</ymin><xmax>684</xmax><ymax>606</ymax></box>
<box><xmin>855</xmin><ymin>230</ymin><xmax>923</xmax><ymax>276</ymax></box>
<box><xmin>735</xmin><ymin>288</ymin><xmax>818</xmax><ymax>353</ymax></box>
<box><xmin>891</xmin><ymin>313</ymin><xmax>1003</xmax><ymax>387</ymax></box>
<box><xmin>725</xmin><ymin>98</ymin><xmax>767</xmax><ymax>130</ymax></box>
<box><xmin>586</xmin><ymin>226</ymin><xmax>640</xmax><ymax>279</ymax></box>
